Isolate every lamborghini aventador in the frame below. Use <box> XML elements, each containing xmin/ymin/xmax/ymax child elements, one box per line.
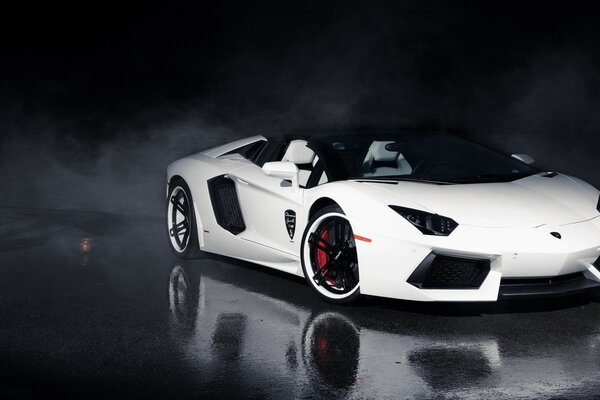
<box><xmin>166</xmin><ymin>132</ymin><xmax>600</xmax><ymax>303</ymax></box>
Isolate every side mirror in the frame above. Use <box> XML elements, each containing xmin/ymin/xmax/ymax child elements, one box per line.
<box><xmin>262</xmin><ymin>161</ymin><xmax>299</xmax><ymax>189</ymax></box>
<box><xmin>511</xmin><ymin>153</ymin><xmax>535</xmax><ymax>164</ymax></box>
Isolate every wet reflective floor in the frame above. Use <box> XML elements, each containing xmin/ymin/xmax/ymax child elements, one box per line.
<box><xmin>2</xmin><ymin>207</ymin><xmax>600</xmax><ymax>399</ymax></box>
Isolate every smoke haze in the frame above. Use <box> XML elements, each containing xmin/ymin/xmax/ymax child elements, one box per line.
<box><xmin>2</xmin><ymin>1</ymin><xmax>600</xmax><ymax>215</ymax></box>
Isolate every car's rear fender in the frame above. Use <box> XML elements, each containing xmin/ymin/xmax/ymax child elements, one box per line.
<box><xmin>167</xmin><ymin>155</ymin><xmax>249</xmax><ymax>252</ymax></box>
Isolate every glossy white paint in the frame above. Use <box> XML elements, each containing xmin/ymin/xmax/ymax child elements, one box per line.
<box><xmin>262</xmin><ymin>161</ymin><xmax>299</xmax><ymax>189</ymax></box>
<box><xmin>372</xmin><ymin>174</ymin><xmax>599</xmax><ymax>228</ymax></box>
<box><xmin>167</xmin><ymin>136</ymin><xmax>600</xmax><ymax>302</ymax></box>
<box><xmin>200</xmin><ymin>135</ymin><xmax>267</xmax><ymax>158</ymax></box>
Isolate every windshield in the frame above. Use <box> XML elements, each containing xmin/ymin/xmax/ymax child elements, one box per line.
<box><xmin>310</xmin><ymin>133</ymin><xmax>539</xmax><ymax>184</ymax></box>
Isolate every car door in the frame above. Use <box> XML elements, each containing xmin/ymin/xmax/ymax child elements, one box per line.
<box><xmin>231</xmin><ymin>163</ymin><xmax>306</xmax><ymax>261</ymax></box>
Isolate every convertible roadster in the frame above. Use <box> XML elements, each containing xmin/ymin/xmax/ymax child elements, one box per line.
<box><xmin>166</xmin><ymin>132</ymin><xmax>600</xmax><ymax>303</ymax></box>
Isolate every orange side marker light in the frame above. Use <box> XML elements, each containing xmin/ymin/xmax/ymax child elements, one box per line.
<box><xmin>353</xmin><ymin>234</ymin><xmax>372</xmax><ymax>243</ymax></box>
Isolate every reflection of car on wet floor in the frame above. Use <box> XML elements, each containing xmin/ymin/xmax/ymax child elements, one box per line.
<box><xmin>166</xmin><ymin>132</ymin><xmax>600</xmax><ymax>304</ymax></box>
<box><xmin>168</xmin><ymin>261</ymin><xmax>600</xmax><ymax>398</ymax></box>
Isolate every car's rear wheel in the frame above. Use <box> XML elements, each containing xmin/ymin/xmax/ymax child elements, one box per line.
<box><xmin>167</xmin><ymin>178</ymin><xmax>201</xmax><ymax>259</ymax></box>
<box><xmin>301</xmin><ymin>205</ymin><xmax>361</xmax><ymax>304</ymax></box>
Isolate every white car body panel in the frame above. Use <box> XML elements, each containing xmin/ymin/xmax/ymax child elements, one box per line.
<box><xmin>200</xmin><ymin>135</ymin><xmax>267</xmax><ymax>158</ymax></box>
<box><xmin>375</xmin><ymin>175</ymin><xmax>598</xmax><ymax>228</ymax></box>
<box><xmin>167</xmin><ymin>135</ymin><xmax>600</xmax><ymax>302</ymax></box>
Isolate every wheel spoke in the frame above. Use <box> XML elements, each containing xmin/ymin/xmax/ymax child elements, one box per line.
<box><xmin>175</xmin><ymin>220</ymin><xmax>188</xmax><ymax>230</ymax></box>
<box><xmin>340</xmin><ymin>272</ymin><xmax>348</xmax><ymax>292</ymax></box>
<box><xmin>344</xmin><ymin>221</ymin><xmax>351</xmax><ymax>244</ymax></box>
<box><xmin>171</xmin><ymin>193</ymin><xmax>188</xmax><ymax>213</ymax></box>
<box><xmin>336</xmin><ymin>219</ymin><xmax>348</xmax><ymax>245</ymax></box>
<box><xmin>309</xmin><ymin>233</ymin><xmax>334</xmax><ymax>252</ymax></box>
<box><xmin>170</xmin><ymin>220</ymin><xmax>189</xmax><ymax>237</ymax></box>
<box><xmin>344</xmin><ymin>268</ymin><xmax>357</xmax><ymax>290</ymax></box>
<box><xmin>315</xmin><ymin>243</ymin><xmax>334</xmax><ymax>255</ymax></box>
<box><xmin>334</xmin><ymin>221</ymin><xmax>342</xmax><ymax>245</ymax></box>
<box><xmin>175</xmin><ymin>201</ymin><xmax>188</xmax><ymax>215</ymax></box>
<box><xmin>313</xmin><ymin>260</ymin><xmax>334</xmax><ymax>286</ymax></box>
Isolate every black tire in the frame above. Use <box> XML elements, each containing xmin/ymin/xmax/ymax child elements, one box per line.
<box><xmin>167</xmin><ymin>178</ymin><xmax>202</xmax><ymax>259</ymax></box>
<box><xmin>300</xmin><ymin>205</ymin><xmax>362</xmax><ymax>305</ymax></box>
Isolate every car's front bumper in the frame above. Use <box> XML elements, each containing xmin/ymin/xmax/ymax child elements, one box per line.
<box><xmin>352</xmin><ymin>215</ymin><xmax>600</xmax><ymax>302</ymax></box>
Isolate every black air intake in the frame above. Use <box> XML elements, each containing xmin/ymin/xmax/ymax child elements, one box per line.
<box><xmin>207</xmin><ymin>175</ymin><xmax>246</xmax><ymax>235</ymax></box>
<box><xmin>408</xmin><ymin>254</ymin><xmax>490</xmax><ymax>289</ymax></box>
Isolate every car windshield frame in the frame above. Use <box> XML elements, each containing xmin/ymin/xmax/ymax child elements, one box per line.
<box><xmin>307</xmin><ymin>132</ymin><xmax>539</xmax><ymax>185</ymax></box>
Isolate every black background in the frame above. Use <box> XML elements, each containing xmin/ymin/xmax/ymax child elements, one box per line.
<box><xmin>2</xmin><ymin>1</ymin><xmax>600</xmax><ymax>214</ymax></box>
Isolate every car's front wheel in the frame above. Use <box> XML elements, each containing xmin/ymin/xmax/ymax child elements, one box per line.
<box><xmin>301</xmin><ymin>205</ymin><xmax>361</xmax><ymax>304</ymax></box>
<box><xmin>167</xmin><ymin>178</ymin><xmax>201</xmax><ymax>259</ymax></box>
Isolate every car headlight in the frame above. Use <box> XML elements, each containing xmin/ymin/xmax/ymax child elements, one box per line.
<box><xmin>389</xmin><ymin>205</ymin><xmax>458</xmax><ymax>236</ymax></box>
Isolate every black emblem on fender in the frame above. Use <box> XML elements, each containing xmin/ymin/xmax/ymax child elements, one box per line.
<box><xmin>550</xmin><ymin>232</ymin><xmax>562</xmax><ymax>239</ymax></box>
<box><xmin>285</xmin><ymin>210</ymin><xmax>296</xmax><ymax>240</ymax></box>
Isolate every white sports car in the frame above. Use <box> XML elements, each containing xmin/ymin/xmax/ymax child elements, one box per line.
<box><xmin>166</xmin><ymin>132</ymin><xmax>600</xmax><ymax>304</ymax></box>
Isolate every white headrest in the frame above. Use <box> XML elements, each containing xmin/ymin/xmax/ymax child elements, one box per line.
<box><xmin>369</xmin><ymin>141</ymin><xmax>398</xmax><ymax>162</ymax></box>
<box><xmin>282</xmin><ymin>140</ymin><xmax>315</xmax><ymax>164</ymax></box>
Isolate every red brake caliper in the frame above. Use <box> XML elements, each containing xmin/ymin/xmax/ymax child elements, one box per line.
<box><xmin>316</xmin><ymin>229</ymin><xmax>336</xmax><ymax>285</ymax></box>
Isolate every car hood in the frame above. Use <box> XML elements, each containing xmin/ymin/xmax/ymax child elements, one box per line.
<box><xmin>369</xmin><ymin>174</ymin><xmax>599</xmax><ymax>228</ymax></box>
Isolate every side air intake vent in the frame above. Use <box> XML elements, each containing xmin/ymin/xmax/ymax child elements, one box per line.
<box><xmin>407</xmin><ymin>254</ymin><xmax>490</xmax><ymax>289</ymax></box>
<box><xmin>207</xmin><ymin>175</ymin><xmax>246</xmax><ymax>235</ymax></box>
